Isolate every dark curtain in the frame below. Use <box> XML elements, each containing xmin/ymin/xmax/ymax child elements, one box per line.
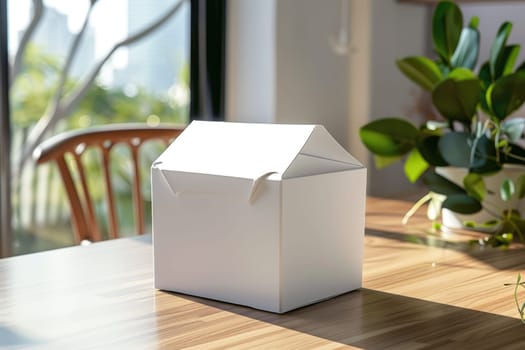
<box><xmin>189</xmin><ymin>0</ymin><xmax>227</xmax><ymax>121</ymax></box>
<box><xmin>0</xmin><ymin>0</ymin><xmax>11</xmax><ymax>257</ymax></box>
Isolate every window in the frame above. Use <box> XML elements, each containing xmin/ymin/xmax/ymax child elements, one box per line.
<box><xmin>5</xmin><ymin>0</ymin><xmax>190</xmax><ymax>255</ymax></box>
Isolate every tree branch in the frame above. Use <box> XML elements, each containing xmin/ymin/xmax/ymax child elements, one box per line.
<box><xmin>16</xmin><ymin>1</ymin><xmax>96</xmax><ymax>173</ymax></box>
<box><xmin>62</xmin><ymin>0</ymin><xmax>186</xmax><ymax>115</ymax></box>
<box><xmin>18</xmin><ymin>0</ymin><xmax>186</xmax><ymax>171</ymax></box>
<box><xmin>11</xmin><ymin>0</ymin><xmax>44</xmax><ymax>84</ymax></box>
<box><xmin>54</xmin><ymin>1</ymin><xmax>95</xmax><ymax>101</ymax></box>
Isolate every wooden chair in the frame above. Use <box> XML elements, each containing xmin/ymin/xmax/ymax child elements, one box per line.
<box><xmin>33</xmin><ymin>124</ymin><xmax>185</xmax><ymax>244</ymax></box>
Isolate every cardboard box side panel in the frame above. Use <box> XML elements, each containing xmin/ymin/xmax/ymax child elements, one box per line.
<box><xmin>151</xmin><ymin>167</ymin><xmax>175</xmax><ymax>286</ymax></box>
<box><xmin>280</xmin><ymin>169</ymin><xmax>366</xmax><ymax>312</ymax></box>
<box><xmin>152</xmin><ymin>168</ymin><xmax>282</xmax><ymax>312</ymax></box>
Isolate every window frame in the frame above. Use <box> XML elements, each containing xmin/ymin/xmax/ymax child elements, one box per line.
<box><xmin>189</xmin><ymin>0</ymin><xmax>226</xmax><ymax>121</ymax></box>
<box><xmin>0</xmin><ymin>0</ymin><xmax>11</xmax><ymax>258</ymax></box>
<box><xmin>0</xmin><ymin>0</ymin><xmax>227</xmax><ymax>256</ymax></box>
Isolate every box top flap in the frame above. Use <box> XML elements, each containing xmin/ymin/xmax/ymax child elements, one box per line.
<box><xmin>283</xmin><ymin>125</ymin><xmax>363</xmax><ymax>178</ymax></box>
<box><xmin>153</xmin><ymin>121</ymin><xmax>363</xmax><ymax>180</ymax></box>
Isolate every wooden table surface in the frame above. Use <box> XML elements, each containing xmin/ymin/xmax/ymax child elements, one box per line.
<box><xmin>2</xmin><ymin>197</ymin><xmax>525</xmax><ymax>349</ymax></box>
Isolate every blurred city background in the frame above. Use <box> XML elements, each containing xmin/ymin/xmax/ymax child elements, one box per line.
<box><xmin>7</xmin><ymin>0</ymin><xmax>190</xmax><ymax>254</ymax></box>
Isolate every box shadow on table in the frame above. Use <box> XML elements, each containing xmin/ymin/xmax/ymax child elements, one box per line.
<box><xmin>168</xmin><ymin>288</ymin><xmax>525</xmax><ymax>349</ymax></box>
<box><xmin>366</xmin><ymin>227</ymin><xmax>525</xmax><ymax>271</ymax></box>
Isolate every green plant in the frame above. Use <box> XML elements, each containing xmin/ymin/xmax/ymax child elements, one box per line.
<box><xmin>504</xmin><ymin>273</ymin><xmax>525</xmax><ymax>324</ymax></box>
<box><xmin>11</xmin><ymin>44</ymin><xmax>188</xmax><ymax>252</ymax></box>
<box><xmin>359</xmin><ymin>0</ymin><xmax>525</xmax><ymax>244</ymax></box>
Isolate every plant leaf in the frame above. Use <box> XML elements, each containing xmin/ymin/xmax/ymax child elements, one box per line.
<box><xmin>442</xmin><ymin>193</ymin><xmax>483</xmax><ymax>214</ymax></box>
<box><xmin>438</xmin><ymin>132</ymin><xmax>473</xmax><ymax>167</ymax></box>
<box><xmin>485</xmin><ymin>83</ymin><xmax>495</xmax><ymax>115</ymax></box>
<box><xmin>417</xmin><ymin>134</ymin><xmax>449</xmax><ymax>166</ymax></box>
<box><xmin>479</xmin><ymin>62</ymin><xmax>494</xmax><ymax>115</ymax></box>
<box><xmin>404</xmin><ymin>148</ymin><xmax>429</xmax><ymax>183</ymax></box>
<box><xmin>451</xmin><ymin>23</ymin><xmax>480</xmax><ymax>69</ymax></box>
<box><xmin>468</xmin><ymin>15</ymin><xmax>479</xmax><ymax>30</ymax></box>
<box><xmin>423</xmin><ymin>170</ymin><xmax>466</xmax><ymax>195</ymax></box>
<box><xmin>463</xmin><ymin>173</ymin><xmax>486</xmax><ymax>201</ymax></box>
<box><xmin>426</xmin><ymin>132</ymin><xmax>500</xmax><ymax>174</ymax></box>
<box><xmin>516</xmin><ymin>61</ymin><xmax>525</xmax><ymax>73</ymax></box>
<box><xmin>360</xmin><ymin>118</ymin><xmax>419</xmax><ymax>157</ymax></box>
<box><xmin>501</xmin><ymin>118</ymin><xmax>525</xmax><ymax>142</ymax></box>
<box><xmin>432</xmin><ymin>1</ymin><xmax>463</xmax><ymax>64</ymax></box>
<box><xmin>396</xmin><ymin>56</ymin><xmax>443</xmax><ymax>91</ymax></box>
<box><xmin>517</xmin><ymin>174</ymin><xmax>525</xmax><ymax>199</ymax></box>
<box><xmin>500</xmin><ymin>178</ymin><xmax>515</xmax><ymax>201</ymax></box>
<box><xmin>470</xmin><ymin>135</ymin><xmax>502</xmax><ymax>174</ymax></box>
<box><xmin>374</xmin><ymin>155</ymin><xmax>403</xmax><ymax>169</ymax></box>
<box><xmin>448</xmin><ymin>67</ymin><xmax>478</xmax><ymax>80</ymax></box>
<box><xmin>479</xmin><ymin>61</ymin><xmax>492</xmax><ymax>89</ymax></box>
<box><xmin>432</xmin><ymin>78</ymin><xmax>481</xmax><ymax>123</ymax></box>
<box><xmin>501</xmin><ymin>143</ymin><xmax>525</xmax><ymax>166</ymax></box>
<box><xmin>493</xmin><ymin>45</ymin><xmax>520</xmax><ymax>79</ymax></box>
<box><xmin>490</xmin><ymin>22</ymin><xmax>513</xmax><ymax>78</ymax></box>
<box><xmin>490</xmin><ymin>72</ymin><xmax>525</xmax><ymax>121</ymax></box>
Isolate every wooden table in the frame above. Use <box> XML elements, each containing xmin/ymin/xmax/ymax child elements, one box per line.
<box><xmin>2</xmin><ymin>197</ymin><xmax>525</xmax><ymax>349</ymax></box>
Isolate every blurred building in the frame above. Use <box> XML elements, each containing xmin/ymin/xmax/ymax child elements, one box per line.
<box><xmin>31</xmin><ymin>6</ymin><xmax>95</xmax><ymax>79</ymax></box>
<box><xmin>113</xmin><ymin>0</ymin><xmax>189</xmax><ymax>96</ymax></box>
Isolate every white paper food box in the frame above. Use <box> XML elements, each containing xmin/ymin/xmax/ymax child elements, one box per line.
<box><xmin>151</xmin><ymin>121</ymin><xmax>366</xmax><ymax>313</ymax></box>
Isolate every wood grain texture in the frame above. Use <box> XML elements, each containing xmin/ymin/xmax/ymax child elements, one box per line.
<box><xmin>1</xmin><ymin>197</ymin><xmax>525</xmax><ymax>349</ymax></box>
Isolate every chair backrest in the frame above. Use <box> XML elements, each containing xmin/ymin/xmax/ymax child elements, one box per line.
<box><xmin>33</xmin><ymin>124</ymin><xmax>184</xmax><ymax>244</ymax></box>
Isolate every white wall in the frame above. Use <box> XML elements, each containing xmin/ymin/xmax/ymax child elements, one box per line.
<box><xmin>227</xmin><ymin>0</ymin><xmax>349</xmax><ymax>146</ymax></box>
<box><xmin>226</xmin><ymin>0</ymin><xmax>276</xmax><ymax>123</ymax></box>
<box><xmin>364</xmin><ymin>0</ymin><xmax>429</xmax><ymax>197</ymax></box>
<box><xmin>274</xmin><ymin>0</ymin><xmax>349</xmax><ymax>145</ymax></box>
<box><xmin>226</xmin><ymin>0</ymin><xmax>429</xmax><ymax>197</ymax></box>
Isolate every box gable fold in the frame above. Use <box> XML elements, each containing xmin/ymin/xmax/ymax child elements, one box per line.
<box><xmin>153</xmin><ymin>121</ymin><xmax>364</xmax><ymax>201</ymax></box>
